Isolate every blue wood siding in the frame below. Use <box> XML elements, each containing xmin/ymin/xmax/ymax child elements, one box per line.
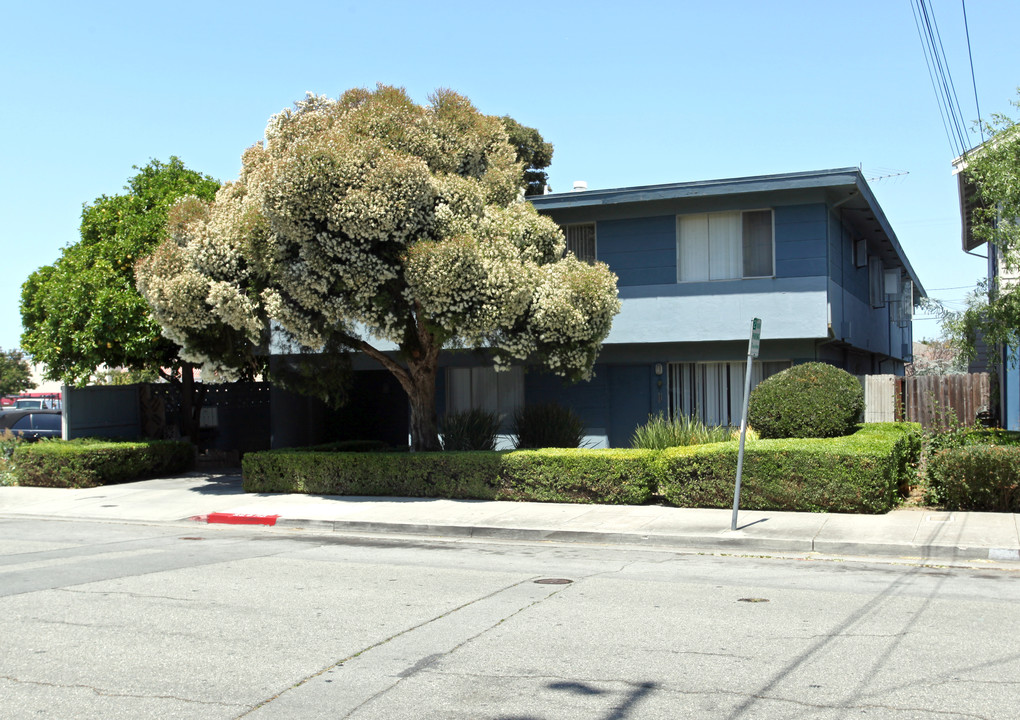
<box><xmin>774</xmin><ymin>204</ymin><xmax>827</xmax><ymax>278</ymax></box>
<box><xmin>596</xmin><ymin>216</ymin><xmax>676</xmax><ymax>286</ymax></box>
<box><xmin>526</xmin><ymin>366</ymin><xmax>610</xmax><ymax>431</ymax></box>
<box><xmin>525</xmin><ymin>364</ymin><xmax>653</xmax><ymax>448</ymax></box>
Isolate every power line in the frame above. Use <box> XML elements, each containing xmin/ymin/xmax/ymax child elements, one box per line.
<box><xmin>961</xmin><ymin>0</ymin><xmax>984</xmax><ymax>142</ymax></box>
<box><xmin>910</xmin><ymin>0</ymin><xmax>973</xmax><ymax>157</ymax></box>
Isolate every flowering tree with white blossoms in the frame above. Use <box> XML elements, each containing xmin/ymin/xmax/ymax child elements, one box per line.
<box><xmin>137</xmin><ymin>86</ymin><xmax>620</xmax><ymax>451</ymax></box>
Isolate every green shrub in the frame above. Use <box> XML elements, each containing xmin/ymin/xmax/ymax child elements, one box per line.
<box><xmin>442</xmin><ymin>409</ymin><xmax>500</xmax><ymax>451</ymax></box>
<box><xmin>498</xmin><ymin>449</ymin><xmax>657</xmax><ymax>504</ymax></box>
<box><xmin>747</xmin><ymin>362</ymin><xmax>864</xmax><ymax>439</ymax></box>
<box><xmin>299</xmin><ymin>440</ymin><xmax>395</xmax><ymax>453</ymax></box>
<box><xmin>243</xmin><ymin>447</ymin><xmax>657</xmax><ymax>504</ymax></box>
<box><xmin>655</xmin><ymin>423</ymin><xmax>921</xmax><ymax>513</ymax></box>
<box><xmin>242</xmin><ymin>423</ymin><xmax>922</xmax><ymax>514</ymax></box>
<box><xmin>8</xmin><ymin>439</ymin><xmax>194</xmax><ymax>488</ymax></box>
<box><xmin>0</xmin><ymin>429</ymin><xmax>23</xmax><ymax>486</ymax></box>
<box><xmin>925</xmin><ymin>445</ymin><xmax>1020</xmax><ymax>511</ymax></box>
<box><xmin>243</xmin><ymin>450</ymin><xmax>500</xmax><ymax>498</ymax></box>
<box><xmin>512</xmin><ymin>403</ymin><xmax>585</xmax><ymax>449</ymax></box>
<box><xmin>631</xmin><ymin>412</ymin><xmax>732</xmax><ymax>449</ymax></box>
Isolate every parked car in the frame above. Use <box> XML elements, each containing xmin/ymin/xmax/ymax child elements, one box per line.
<box><xmin>13</xmin><ymin>399</ymin><xmax>45</xmax><ymax>409</ymax></box>
<box><xmin>0</xmin><ymin>409</ymin><xmax>62</xmax><ymax>441</ymax></box>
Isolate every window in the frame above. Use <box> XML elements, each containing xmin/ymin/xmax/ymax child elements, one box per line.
<box><xmin>869</xmin><ymin>256</ymin><xmax>885</xmax><ymax>308</ymax></box>
<box><xmin>563</xmin><ymin>223</ymin><xmax>596</xmax><ymax>263</ymax></box>
<box><xmin>668</xmin><ymin>360</ymin><xmax>790</xmax><ymax>427</ymax></box>
<box><xmin>677</xmin><ymin>210</ymin><xmax>773</xmax><ymax>282</ymax></box>
<box><xmin>897</xmin><ymin>279</ymin><xmax>914</xmax><ymax>328</ymax></box>
<box><xmin>446</xmin><ymin>366</ymin><xmax>523</xmax><ymax>428</ymax></box>
<box><xmin>854</xmin><ymin>239</ymin><xmax>868</xmax><ymax>268</ymax></box>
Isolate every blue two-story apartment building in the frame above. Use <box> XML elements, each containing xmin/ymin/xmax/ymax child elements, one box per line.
<box><xmin>270</xmin><ymin>168</ymin><xmax>924</xmax><ymax>450</ymax></box>
<box><xmin>433</xmin><ymin>168</ymin><xmax>924</xmax><ymax>448</ymax></box>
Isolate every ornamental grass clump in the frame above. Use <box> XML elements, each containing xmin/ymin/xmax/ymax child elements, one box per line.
<box><xmin>512</xmin><ymin>403</ymin><xmax>585</xmax><ymax>449</ymax></box>
<box><xmin>747</xmin><ymin>362</ymin><xmax>864</xmax><ymax>439</ymax></box>
<box><xmin>630</xmin><ymin>412</ymin><xmax>732</xmax><ymax>449</ymax></box>
<box><xmin>442</xmin><ymin>408</ymin><xmax>501</xmax><ymax>451</ymax></box>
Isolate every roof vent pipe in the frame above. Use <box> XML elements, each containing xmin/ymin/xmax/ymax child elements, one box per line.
<box><xmin>572</xmin><ymin>181</ymin><xmax>588</xmax><ymax>192</ymax></box>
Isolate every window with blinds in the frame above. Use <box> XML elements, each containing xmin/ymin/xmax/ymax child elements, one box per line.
<box><xmin>563</xmin><ymin>223</ymin><xmax>596</xmax><ymax>263</ymax></box>
<box><xmin>668</xmin><ymin>360</ymin><xmax>791</xmax><ymax>427</ymax></box>
<box><xmin>446</xmin><ymin>366</ymin><xmax>523</xmax><ymax>429</ymax></box>
<box><xmin>677</xmin><ymin>209</ymin><xmax>773</xmax><ymax>282</ymax></box>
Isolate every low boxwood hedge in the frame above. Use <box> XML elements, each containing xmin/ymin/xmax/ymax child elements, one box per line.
<box><xmin>925</xmin><ymin>445</ymin><xmax>1020</xmax><ymax>512</ymax></box>
<box><xmin>496</xmin><ymin>449</ymin><xmax>658</xmax><ymax>504</ymax></box>
<box><xmin>243</xmin><ymin>450</ymin><xmax>502</xmax><ymax>499</ymax></box>
<box><xmin>656</xmin><ymin>424</ymin><xmax>921</xmax><ymax>514</ymax></box>
<box><xmin>7</xmin><ymin>439</ymin><xmax>194</xmax><ymax>489</ymax></box>
<box><xmin>243</xmin><ymin>448</ymin><xmax>659</xmax><ymax>505</ymax></box>
<box><xmin>242</xmin><ymin>424</ymin><xmax>921</xmax><ymax>513</ymax></box>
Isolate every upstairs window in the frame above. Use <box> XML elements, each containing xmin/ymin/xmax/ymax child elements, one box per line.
<box><xmin>677</xmin><ymin>210</ymin><xmax>773</xmax><ymax>282</ymax></box>
<box><xmin>869</xmin><ymin>256</ymin><xmax>885</xmax><ymax>308</ymax></box>
<box><xmin>563</xmin><ymin>223</ymin><xmax>596</xmax><ymax>263</ymax></box>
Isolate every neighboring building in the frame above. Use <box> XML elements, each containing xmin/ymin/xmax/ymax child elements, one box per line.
<box><xmin>954</xmin><ymin>154</ymin><xmax>1019</xmax><ymax>429</ymax></box>
<box><xmin>431</xmin><ymin>167</ymin><xmax>924</xmax><ymax>447</ymax></box>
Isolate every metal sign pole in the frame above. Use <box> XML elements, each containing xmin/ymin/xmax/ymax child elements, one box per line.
<box><xmin>732</xmin><ymin>318</ymin><xmax>761</xmax><ymax>531</ymax></box>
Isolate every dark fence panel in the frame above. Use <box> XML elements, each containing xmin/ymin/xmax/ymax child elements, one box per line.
<box><xmin>65</xmin><ymin>382</ymin><xmax>271</xmax><ymax>453</ymax></box>
<box><xmin>897</xmin><ymin>373</ymin><xmax>990</xmax><ymax>429</ymax></box>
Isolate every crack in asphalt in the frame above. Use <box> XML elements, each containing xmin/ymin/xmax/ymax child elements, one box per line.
<box><xmin>234</xmin><ymin>575</ymin><xmax>566</xmax><ymax>719</ymax></box>
<box><xmin>338</xmin><ymin>578</ymin><xmax>572</xmax><ymax>719</ymax></box>
<box><xmin>0</xmin><ymin>674</ymin><xmax>247</xmax><ymax>709</ymax></box>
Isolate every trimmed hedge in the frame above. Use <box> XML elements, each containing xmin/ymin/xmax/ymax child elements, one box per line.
<box><xmin>925</xmin><ymin>445</ymin><xmax>1020</xmax><ymax>512</ymax></box>
<box><xmin>244</xmin><ymin>448</ymin><xmax>659</xmax><ymax>505</ymax></box>
<box><xmin>8</xmin><ymin>439</ymin><xmax>195</xmax><ymax>489</ymax></box>
<box><xmin>656</xmin><ymin>423</ymin><xmax>920</xmax><ymax>513</ymax></box>
<box><xmin>747</xmin><ymin>362</ymin><xmax>865</xmax><ymax>439</ymax></box>
<box><xmin>242</xmin><ymin>424</ymin><xmax>921</xmax><ymax>513</ymax></box>
<box><xmin>497</xmin><ymin>449</ymin><xmax>658</xmax><ymax>504</ymax></box>
<box><xmin>243</xmin><ymin>451</ymin><xmax>501</xmax><ymax>499</ymax></box>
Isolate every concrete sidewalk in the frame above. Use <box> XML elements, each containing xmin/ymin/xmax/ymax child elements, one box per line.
<box><xmin>2</xmin><ymin>471</ymin><xmax>1019</xmax><ymax>564</ymax></box>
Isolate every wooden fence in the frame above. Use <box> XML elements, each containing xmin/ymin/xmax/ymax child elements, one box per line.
<box><xmin>859</xmin><ymin>373</ymin><xmax>990</xmax><ymax>429</ymax></box>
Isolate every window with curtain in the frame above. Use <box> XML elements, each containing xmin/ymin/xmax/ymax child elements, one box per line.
<box><xmin>563</xmin><ymin>223</ymin><xmax>596</xmax><ymax>263</ymax></box>
<box><xmin>668</xmin><ymin>360</ymin><xmax>791</xmax><ymax>427</ymax></box>
<box><xmin>869</xmin><ymin>256</ymin><xmax>885</xmax><ymax>308</ymax></box>
<box><xmin>446</xmin><ymin>366</ymin><xmax>523</xmax><ymax>428</ymax></box>
<box><xmin>677</xmin><ymin>210</ymin><xmax>773</xmax><ymax>282</ymax></box>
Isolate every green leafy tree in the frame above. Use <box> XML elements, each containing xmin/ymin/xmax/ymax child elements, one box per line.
<box><xmin>946</xmin><ymin>91</ymin><xmax>1020</xmax><ymax>365</ymax></box>
<box><xmin>501</xmin><ymin>116</ymin><xmax>554</xmax><ymax>196</ymax></box>
<box><xmin>137</xmin><ymin>86</ymin><xmax>620</xmax><ymax>451</ymax></box>
<box><xmin>0</xmin><ymin>348</ymin><xmax>36</xmax><ymax>396</ymax></box>
<box><xmin>19</xmin><ymin>158</ymin><xmax>247</xmax><ymax>440</ymax></box>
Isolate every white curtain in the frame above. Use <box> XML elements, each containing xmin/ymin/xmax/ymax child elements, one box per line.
<box><xmin>669</xmin><ymin>361</ymin><xmax>791</xmax><ymax>427</ymax></box>
<box><xmin>708</xmin><ymin>212</ymin><xmax>741</xmax><ymax>280</ymax></box>
<box><xmin>678</xmin><ymin>214</ymin><xmax>710</xmax><ymax>282</ymax></box>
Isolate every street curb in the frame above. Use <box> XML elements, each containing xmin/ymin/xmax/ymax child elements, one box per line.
<box><xmin>268</xmin><ymin>515</ymin><xmax>1020</xmax><ymax>562</ymax></box>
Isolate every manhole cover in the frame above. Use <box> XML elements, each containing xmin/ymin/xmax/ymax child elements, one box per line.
<box><xmin>737</xmin><ymin>597</ymin><xmax>769</xmax><ymax>603</ymax></box>
<box><xmin>534</xmin><ymin>578</ymin><xmax>573</xmax><ymax>585</ymax></box>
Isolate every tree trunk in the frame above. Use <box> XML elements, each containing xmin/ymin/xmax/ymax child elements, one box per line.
<box><xmin>346</xmin><ymin>315</ymin><xmax>442</xmax><ymax>452</ymax></box>
<box><xmin>406</xmin><ymin>352</ymin><xmax>441</xmax><ymax>452</ymax></box>
<box><xmin>178</xmin><ymin>363</ymin><xmax>205</xmax><ymax>445</ymax></box>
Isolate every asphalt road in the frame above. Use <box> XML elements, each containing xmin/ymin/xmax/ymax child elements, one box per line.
<box><xmin>1</xmin><ymin>518</ymin><xmax>1018</xmax><ymax>719</ymax></box>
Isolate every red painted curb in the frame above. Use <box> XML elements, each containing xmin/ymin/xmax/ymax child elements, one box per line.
<box><xmin>206</xmin><ymin>512</ymin><xmax>280</xmax><ymax>526</ymax></box>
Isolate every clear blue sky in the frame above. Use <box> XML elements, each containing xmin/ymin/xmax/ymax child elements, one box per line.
<box><xmin>3</xmin><ymin>0</ymin><xmax>1018</xmax><ymax>354</ymax></box>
